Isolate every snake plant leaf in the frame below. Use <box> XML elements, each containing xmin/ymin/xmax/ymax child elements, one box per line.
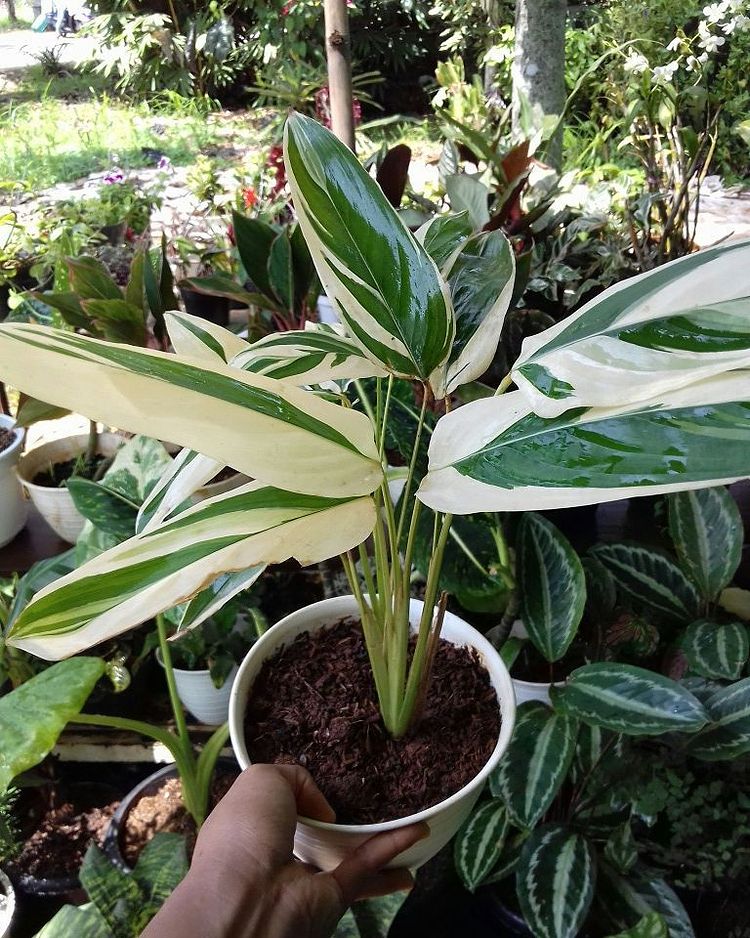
<box><xmin>34</xmin><ymin>903</ymin><xmax>111</xmax><ymax>938</ymax></box>
<box><xmin>232</xmin><ymin>323</ymin><xmax>389</xmax><ymax>386</ymax></box>
<box><xmin>454</xmin><ymin>799</ymin><xmax>510</xmax><ymax>892</ymax></box>
<box><xmin>490</xmin><ymin>702</ymin><xmax>578</xmax><ymax>829</ymax></box>
<box><xmin>605</xmin><ymin>913</ymin><xmax>668</xmax><ymax>938</ymax></box>
<box><xmin>550</xmin><ymin>663</ymin><xmax>709</xmax><ymax>735</ymax></box>
<box><xmin>417</xmin><ymin>373</ymin><xmax>750</xmax><ymax>513</ymax></box>
<box><xmin>687</xmin><ymin>676</ymin><xmax>750</xmax><ymax>760</ymax></box>
<box><xmin>513</xmin><ymin>240</ymin><xmax>750</xmax><ymax>417</ymax></box>
<box><xmin>6</xmin><ymin>482</ymin><xmax>377</xmax><ymax>660</ymax></box>
<box><xmin>0</xmin><ymin>657</ymin><xmax>106</xmax><ymax>796</ymax></box>
<box><xmin>683</xmin><ymin>619</ymin><xmax>749</xmax><ymax>680</ymax></box>
<box><xmin>165</xmin><ymin>310</ymin><xmax>250</xmax><ymax>363</ymax></box>
<box><xmin>443</xmin><ymin>229</ymin><xmax>515</xmax><ymax>394</ymax></box>
<box><xmin>668</xmin><ymin>486</ymin><xmax>743</xmax><ymax>601</ymax></box>
<box><xmin>136</xmin><ymin>447</ymin><xmax>225</xmax><ymax>534</ymax></box>
<box><xmin>284</xmin><ymin>112</ymin><xmax>454</xmax><ymax>393</ymax></box>
<box><xmin>0</xmin><ymin>324</ymin><xmax>382</xmax><ymax>498</ymax></box>
<box><xmin>516</xmin><ymin>825</ymin><xmax>596</xmax><ymax>938</ymax></box>
<box><xmin>415</xmin><ymin>211</ymin><xmax>473</xmax><ymax>272</ymax></box>
<box><xmin>79</xmin><ymin>843</ymin><xmax>142</xmax><ymax>937</ymax></box>
<box><xmin>517</xmin><ymin>513</ymin><xmax>586</xmax><ymax>662</ymax></box>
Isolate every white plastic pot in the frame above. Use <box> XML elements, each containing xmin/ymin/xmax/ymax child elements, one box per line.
<box><xmin>16</xmin><ymin>433</ymin><xmax>123</xmax><ymax>543</ymax></box>
<box><xmin>0</xmin><ymin>868</ymin><xmax>15</xmax><ymax>938</ymax></box>
<box><xmin>0</xmin><ymin>415</ymin><xmax>27</xmax><ymax>548</ymax></box>
<box><xmin>170</xmin><ymin>659</ymin><xmax>238</xmax><ymax>725</ymax></box>
<box><xmin>509</xmin><ymin>620</ymin><xmax>562</xmax><ymax>706</ymax></box>
<box><xmin>229</xmin><ymin>595</ymin><xmax>516</xmax><ymax>871</ymax></box>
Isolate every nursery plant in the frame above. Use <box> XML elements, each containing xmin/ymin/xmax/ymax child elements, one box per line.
<box><xmin>0</xmin><ymin>112</ymin><xmax>749</xmax><ymax>754</ymax></box>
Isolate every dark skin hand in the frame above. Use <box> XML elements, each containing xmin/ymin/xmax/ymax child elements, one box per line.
<box><xmin>142</xmin><ymin>764</ymin><xmax>429</xmax><ymax>938</ymax></box>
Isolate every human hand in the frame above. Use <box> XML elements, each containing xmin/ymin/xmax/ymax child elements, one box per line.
<box><xmin>142</xmin><ymin>764</ymin><xmax>429</xmax><ymax>938</ymax></box>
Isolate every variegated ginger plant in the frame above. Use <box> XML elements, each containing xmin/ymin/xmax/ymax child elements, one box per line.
<box><xmin>1</xmin><ymin>113</ymin><xmax>750</xmax><ymax>739</ymax></box>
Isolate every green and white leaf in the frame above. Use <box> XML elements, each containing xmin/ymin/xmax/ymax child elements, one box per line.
<box><xmin>605</xmin><ymin>913</ymin><xmax>668</xmax><ymax>938</ymax></box>
<box><xmin>418</xmin><ymin>373</ymin><xmax>750</xmax><ymax>514</ymax></box>
<box><xmin>550</xmin><ymin>663</ymin><xmax>709</xmax><ymax>735</ymax></box>
<box><xmin>415</xmin><ymin>211</ymin><xmax>473</xmax><ymax>272</ymax></box>
<box><xmin>630</xmin><ymin>871</ymin><xmax>695</xmax><ymax>938</ymax></box>
<box><xmin>517</xmin><ymin>513</ymin><xmax>586</xmax><ymax>662</ymax></box>
<box><xmin>668</xmin><ymin>486</ymin><xmax>743</xmax><ymax>601</ymax></box>
<box><xmin>284</xmin><ymin>112</ymin><xmax>454</xmax><ymax>393</ymax></box>
<box><xmin>490</xmin><ymin>701</ymin><xmax>578</xmax><ymax>829</ymax></box>
<box><xmin>454</xmin><ymin>799</ymin><xmax>510</xmax><ymax>892</ymax></box>
<box><xmin>512</xmin><ymin>240</ymin><xmax>750</xmax><ymax>417</ymax></box>
<box><xmin>174</xmin><ymin>567</ymin><xmax>266</xmax><ymax>633</ymax></box>
<box><xmin>683</xmin><ymin>619</ymin><xmax>749</xmax><ymax>680</ymax></box>
<box><xmin>687</xmin><ymin>676</ymin><xmax>750</xmax><ymax>760</ymax></box>
<box><xmin>137</xmin><ymin>447</ymin><xmax>224</xmax><ymax>534</ymax></box>
<box><xmin>165</xmin><ymin>309</ymin><xmax>250</xmax><ymax>363</ymax></box>
<box><xmin>0</xmin><ymin>323</ymin><xmax>382</xmax><ymax>498</ymax></box>
<box><xmin>604</xmin><ymin>822</ymin><xmax>638</xmax><ymax>875</ymax></box>
<box><xmin>6</xmin><ymin>483</ymin><xmax>377</xmax><ymax>660</ymax></box>
<box><xmin>516</xmin><ymin>825</ymin><xmax>596</xmax><ymax>938</ymax></box>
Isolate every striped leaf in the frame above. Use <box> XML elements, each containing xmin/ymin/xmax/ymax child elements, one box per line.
<box><xmin>454</xmin><ymin>799</ymin><xmax>510</xmax><ymax>892</ymax></box>
<box><xmin>175</xmin><ymin>567</ymin><xmax>266</xmax><ymax>633</ymax></box>
<box><xmin>133</xmin><ymin>833</ymin><xmax>189</xmax><ymax>908</ymax></box>
<box><xmin>415</xmin><ymin>211</ymin><xmax>473</xmax><ymax>272</ymax></box>
<box><xmin>687</xmin><ymin>676</ymin><xmax>750</xmax><ymax>761</ymax></box>
<box><xmin>604</xmin><ymin>822</ymin><xmax>638</xmax><ymax>875</ymax></box>
<box><xmin>6</xmin><ymin>483</ymin><xmax>377</xmax><ymax>660</ymax></box>
<box><xmin>137</xmin><ymin>448</ymin><xmax>224</xmax><ymax>534</ymax></box>
<box><xmin>630</xmin><ymin>872</ymin><xmax>695</xmax><ymax>938</ymax></box>
<box><xmin>483</xmin><ymin>831</ymin><xmax>529</xmax><ymax>885</ymax></box>
<box><xmin>79</xmin><ymin>843</ymin><xmax>141</xmax><ymax>937</ymax></box>
<box><xmin>516</xmin><ymin>825</ymin><xmax>596</xmax><ymax>938</ymax></box>
<box><xmin>284</xmin><ymin>112</ymin><xmax>454</xmax><ymax>392</ymax></box>
<box><xmin>571</xmin><ymin>724</ymin><xmax>625</xmax><ymax>786</ymax></box>
<box><xmin>417</xmin><ymin>373</ymin><xmax>750</xmax><ymax>514</ymax></box>
<box><xmin>232</xmin><ymin>323</ymin><xmax>388</xmax><ymax>386</ymax></box>
<box><xmin>165</xmin><ymin>310</ymin><xmax>250</xmax><ymax>363</ymax></box>
<box><xmin>443</xmin><ymin>229</ymin><xmax>515</xmax><ymax>394</ymax></box>
<box><xmin>550</xmin><ymin>663</ymin><xmax>709</xmax><ymax>735</ymax></box>
<box><xmin>0</xmin><ymin>323</ymin><xmax>382</xmax><ymax>498</ymax></box>
<box><xmin>683</xmin><ymin>619</ymin><xmax>749</xmax><ymax>680</ymax></box>
<box><xmin>606</xmin><ymin>913</ymin><xmax>668</xmax><ymax>938</ymax></box>
<box><xmin>512</xmin><ymin>240</ymin><xmax>750</xmax><ymax>418</ymax></box>
<box><xmin>490</xmin><ymin>701</ymin><xmax>578</xmax><ymax>829</ymax></box>
<box><xmin>596</xmin><ymin>862</ymin><xmax>694</xmax><ymax>938</ymax></box>
<box><xmin>34</xmin><ymin>903</ymin><xmax>110</xmax><ymax>938</ymax></box>
<box><xmin>517</xmin><ymin>513</ymin><xmax>586</xmax><ymax>663</ymax></box>
<box><xmin>668</xmin><ymin>486</ymin><xmax>743</xmax><ymax>601</ymax></box>
<box><xmin>590</xmin><ymin>544</ymin><xmax>701</xmax><ymax>623</ymax></box>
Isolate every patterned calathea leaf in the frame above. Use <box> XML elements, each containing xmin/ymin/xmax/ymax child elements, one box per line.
<box><xmin>550</xmin><ymin>663</ymin><xmax>709</xmax><ymax>735</ymax></box>
<box><xmin>6</xmin><ymin>483</ymin><xmax>377</xmax><ymax>660</ymax></box>
<box><xmin>687</xmin><ymin>676</ymin><xmax>750</xmax><ymax>760</ymax></box>
<box><xmin>283</xmin><ymin>112</ymin><xmax>455</xmax><ymax>394</ymax></box>
<box><xmin>417</xmin><ymin>373</ymin><xmax>750</xmax><ymax>513</ymax></box>
<box><xmin>667</xmin><ymin>486</ymin><xmax>744</xmax><ymax>601</ymax></box>
<box><xmin>604</xmin><ymin>822</ymin><xmax>638</xmax><ymax>876</ymax></box>
<box><xmin>517</xmin><ymin>513</ymin><xmax>586</xmax><ymax>662</ymax></box>
<box><xmin>682</xmin><ymin>619</ymin><xmax>749</xmax><ymax>681</ymax></box>
<box><xmin>490</xmin><ymin>701</ymin><xmax>578</xmax><ymax>829</ymax></box>
<box><xmin>454</xmin><ymin>799</ymin><xmax>510</xmax><ymax>892</ymax></box>
<box><xmin>516</xmin><ymin>824</ymin><xmax>596</xmax><ymax>938</ymax></box>
<box><xmin>596</xmin><ymin>862</ymin><xmax>695</xmax><ymax>938</ymax></box>
<box><xmin>512</xmin><ymin>240</ymin><xmax>750</xmax><ymax>417</ymax></box>
<box><xmin>165</xmin><ymin>310</ymin><xmax>250</xmax><ymax>363</ymax></box>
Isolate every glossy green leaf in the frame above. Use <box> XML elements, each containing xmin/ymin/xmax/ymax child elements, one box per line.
<box><xmin>232</xmin><ymin>211</ymin><xmax>277</xmax><ymax>301</ymax></box>
<box><xmin>444</xmin><ymin>174</ymin><xmax>490</xmax><ymax>230</ymax></box>
<box><xmin>550</xmin><ymin>663</ymin><xmax>709</xmax><ymax>735</ymax></box>
<box><xmin>268</xmin><ymin>232</ymin><xmax>294</xmax><ymax>313</ymax></box>
<box><xmin>165</xmin><ymin>310</ymin><xmax>249</xmax><ymax>363</ymax></box>
<box><xmin>490</xmin><ymin>701</ymin><xmax>578</xmax><ymax>829</ymax></box>
<box><xmin>687</xmin><ymin>676</ymin><xmax>750</xmax><ymax>760</ymax></box>
<box><xmin>454</xmin><ymin>799</ymin><xmax>510</xmax><ymax>892</ymax></box>
<box><xmin>606</xmin><ymin>913</ymin><xmax>668</xmax><ymax>938</ymax></box>
<box><xmin>67</xmin><ymin>477</ymin><xmax>140</xmax><ymax>541</ymax></box>
<box><xmin>81</xmin><ymin>299</ymin><xmax>146</xmax><ymax>346</ymax></box>
<box><xmin>517</xmin><ymin>513</ymin><xmax>586</xmax><ymax>662</ymax></box>
<box><xmin>415</xmin><ymin>211</ymin><xmax>473</xmax><ymax>272</ymax></box>
<box><xmin>67</xmin><ymin>256</ymin><xmax>121</xmax><ymax>301</ymax></box>
<box><xmin>683</xmin><ymin>619</ymin><xmax>749</xmax><ymax>680</ymax></box>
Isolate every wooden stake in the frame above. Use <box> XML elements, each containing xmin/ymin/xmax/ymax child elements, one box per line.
<box><xmin>323</xmin><ymin>0</ymin><xmax>356</xmax><ymax>152</ymax></box>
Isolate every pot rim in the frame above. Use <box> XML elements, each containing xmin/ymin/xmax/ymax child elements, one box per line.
<box><xmin>0</xmin><ymin>415</ymin><xmax>24</xmax><ymax>463</ymax></box>
<box><xmin>156</xmin><ymin>647</ymin><xmax>238</xmax><ymax>680</ymax></box>
<box><xmin>511</xmin><ymin>677</ymin><xmax>564</xmax><ymax>690</ymax></box>
<box><xmin>229</xmin><ymin>594</ymin><xmax>516</xmax><ymax>835</ymax></box>
<box><xmin>16</xmin><ymin>432</ymin><xmax>123</xmax><ymax>490</ymax></box>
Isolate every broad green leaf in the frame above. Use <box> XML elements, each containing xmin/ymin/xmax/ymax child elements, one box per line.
<box><xmin>165</xmin><ymin>310</ymin><xmax>249</xmax><ymax>363</ymax></box>
<box><xmin>582</xmin><ymin>555</ymin><xmax>618</xmax><ymax>620</ymax></box>
<box><xmin>133</xmin><ymin>833</ymin><xmax>188</xmax><ymax>908</ymax></box>
<box><xmin>604</xmin><ymin>822</ymin><xmax>638</xmax><ymax>875</ymax></box>
<box><xmin>668</xmin><ymin>486</ymin><xmax>743</xmax><ymax>600</ymax></box>
<box><xmin>7</xmin><ymin>482</ymin><xmax>376</xmax><ymax>659</ymax></box>
<box><xmin>444</xmin><ymin>174</ymin><xmax>490</xmax><ymax>230</ymax></box>
<box><xmin>179</xmin><ymin>274</ymin><xmax>269</xmax><ymax>309</ymax></box>
<box><xmin>68</xmin><ymin>477</ymin><xmax>140</xmax><ymax>541</ymax></box>
<box><xmin>415</xmin><ymin>211</ymin><xmax>473</xmax><ymax>272</ymax></box>
<box><xmin>34</xmin><ymin>902</ymin><xmax>110</xmax><ymax>938</ymax></box>
<box><xmin>137</xmin><ymin>447</ymin><xmax>223</xmax><ymax>534</ymax></box>
<box><xmin>284</xmin><ymin>112</ymin><xmax>454</xmax><ymax>392</ymax></box>
<box><xmin>682</xmin><ymin>619</ymin><xmax>749</xmax><ymax>680</ymax></box>
<box><xmin>290</xmin><ymin>222</ymin><xmax>315</xmax><ymax>314</ymax></box>
<box><xmin>516</xmin><ymin>825</ymin><xmax>595</xmax><ymax>938</ymax></box>
<box><xmin>79</xmin><ymin>844</ymin><xmax>141</xmax><ymax>938</ymax></box>
<box><xmin>0</xmin><ymin>324</ymin><xmax>382</xmax><ymax>498</ymax></box>
<box><xmin>232</xmin><ymin>211</ymin><xmax>277</xmax><ymax>301</ymax></box>
<box><xmin>81</xmin><ymin>299</ymin><xmax>146</xmax><ymax>346</ymax></box>
<box><xmin>550</xmin><ymin>663</ymin><xmax>709</xmax><ymax>735</ymax></box>
<box><xmin>15</xmin><ymin>396</ymin><xmax>70</xmax><ymax>427</ymax></box>
<box><xmin>417</xmin><ymin>375</ymin><xmax>750</xmax><ymax>513</ymax></box>
<box><xmin>67</xmin><ymin>256</ymin><xmax>122</xmax><ymax>301</ymax></box>
<box><xmin>513</xmin><ymin>240</ymin><xmax>750</xmax><ymax>417</ymax></box>
<box><xmin>268</xmin><ymin>232</ymin><xmax>294</xmax><ymax>313</ymax></box>
<box><xmin>687</xmin><ymin>676</ymin><xmax>750</xmax><ymax>760</ymax></box>
<box><xmin>0</xmin><ymin>657</ymin><xmax>105</xmax><ymax>795</ymax></box>
<box><xmin>31</xmin><ymin>290</ymin><xmax>90</xmax><ymax>333</ymax></box>
<box><xmin>590</xmin><ymin>544</ymin><xmax>701</xmax><ymax>623</ymax></box>
<box><xmin>517</xmin><ymin>513</ymin><xmax>586</xmax><ymax>662</ymax></box>
<box><xmin>605</xmin><ymin>913</ymin><xmax>668</xmax><ymax>938</ymax></box>
<box><xmin>490</xmin><ymin>701</ymin><xmax>578</xmax><ymax>829</ymax></box>
<box><xmin>454</xmin><ymin>799</ymin><xmax>509</xmax><ymax>891</ymax></box>
<box><xmin>443</xmin><ymin>229</ymin><xmax>515</xmax><ymax>394</ymax></box>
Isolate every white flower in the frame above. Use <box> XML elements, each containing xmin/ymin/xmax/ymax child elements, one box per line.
<box><xmin>703</xmin><ymin>1</ymin><xmax>729</xmax><ymax>22</ymax></box>
<box><xmin>727</xmin><ymin>0</ymin><xmax>745</xmax><ymax>12</ymax></box>
<box><xmin>666</xmin><ymin>36</ymin><xmax>682</xmax><ymax>51</ymax></box>
<box><xmin>624</xmin><ymin>51</ymin><xmax>649</xmax><ymax>74</ymax></box>
<box><xmin>724</xmin><ymin>12</ymin><xmax>750</xmax><ymax>30</ymax></box>
<box><xmin>685</xmin><ymin>54</ymin><xmax>703</xmax><ymax>71</ymax></box>
<box><xmin>698</xmin><ymin>19</ymin><xmax>727</xmax><ymax>50</ymax></box>
<box><xmin>652</xmin><ymin>60</ymin><xmax>680</xmax><ymax>82</ymax></box>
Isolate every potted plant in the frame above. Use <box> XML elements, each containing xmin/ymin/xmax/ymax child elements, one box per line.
<box><xmin>0</xmin><ymin>413</ymin><xmax>27</xmax><ymax>548</ymax></box>
<box><xmin>0</xmin><ymin>212</ymin><xmax>42</xmax><ymax>322</ymax></box>
<box><xmin>173</xmin><ymin>236</ymin><xmax>234</xmax><ymax>326</ymax></box>
<box><xmin>1</xmin><ymin>114</ymin><xmax>750</xmax><ymax>873</ymax></box>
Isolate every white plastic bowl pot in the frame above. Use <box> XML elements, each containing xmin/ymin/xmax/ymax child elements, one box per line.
<box><xmin>160</xmin><ymin>652</ymin><xmax>238</xmax><ymax>725</ymax></box>
<box><xmin>0</xmin><ymin>868</ymin><xmax>15</xmax><ymax>938</ymax></box>
<box><xmin>229</xmin><ymin>595</ymin><xmax>516</xmax><ymax>871</ymax></box>
<box><xmin>508</xmin><ymin>620</ymin><xmax>562</xmax><ymax>706</ymax></box>
<box><xmin>16</xmin><ymin>433</ymin><xmax>123</xmax><ymax>543</ymax></box>
<box><xmin>0</xmin><ymin>415</ymin><xmax>27</xmax><ymax>548</ymax></box>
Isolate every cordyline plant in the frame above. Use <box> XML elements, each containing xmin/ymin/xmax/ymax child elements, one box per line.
<box><xmin>0</xmin><ymin>114</ymin><xmax>749</xmax><ymax>742</ymax></box>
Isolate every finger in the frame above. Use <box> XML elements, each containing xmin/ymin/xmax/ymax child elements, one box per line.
<box><xmin>349</xmin><ymin>868</ymin><xmax>414</xmax><ymax>900</ymax></box>
<box><xmin>274</xmin><ymin>763</ymin><xmax>337</xmax><ymax>824</ymax></box>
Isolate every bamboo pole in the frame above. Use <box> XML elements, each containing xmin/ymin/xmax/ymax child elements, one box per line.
<box><xmin>323</xmin><ymin>0</ymin><xmax>356</xmax><ymax>151</ymax></box>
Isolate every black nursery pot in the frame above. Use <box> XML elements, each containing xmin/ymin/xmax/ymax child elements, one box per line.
<box><xmin>99</xmin><ymin>221</ymin><xmax>127</xmax><ymax>247</ymax></box>
<box><xmin>178</xmin><ymin>285</ymin><xmax>231</xmax><ymax>327</ymax></box>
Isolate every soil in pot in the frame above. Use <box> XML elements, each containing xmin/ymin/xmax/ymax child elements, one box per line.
<box><xmin>0</xmin><ymin>428</ymin><xmax>15</xmax><ymax>455</ymax></box>
<box><xmin>244</xmin><ymin>619</ymin><xmax>501</xmax><ymax>825</ymax></box>
<box><xmin>31</xmin><ymin>453</ymin><xmax>110</xmax><ymax>488</ymax></box>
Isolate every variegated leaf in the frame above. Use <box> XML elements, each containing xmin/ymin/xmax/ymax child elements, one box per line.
<box><xmin>683</xmin><ymin>619</ymin><xmax>749</xmax><ymax>680</ymax></box>
<box><xmin>668</xmin><ymin>486</ymin><xmax>743</xmax><ymax>601</ymax></box>
<box><xmin>687</xmin><ymin>676</ymin><xmax>750</xmax><ymax>760</ymax></box>
<box><xmin>490</xmin><ymin>701</ymin><xmax>578</xmax><ymax>829</ymax></box>
<box><xmin>590</xmin><ymin>544</ymin><xmax>701</xmax><ymax>623</ymax></box>
<box><xmin>604</xmin><ymin>822</ymin><xmax>638</xmax><ymax>875</ymax></box>
<box><xmin>165</xmin><ymin>310</ymin><xmax>250</xmax><ymax>363</ymax></box>
<box><xmin>517</xmin><ymin>513</ymin><xmax>586</xmax><ymax>663</ymax></box>
<box><xmin>0</xmin><ymin>323</ymin><xmax>382</xmax><ymax>498</ymax></box>
<box><xmin>6</xmin><ymin>483</ymin><xmax>377</xmax><ymax>660</ymax></box>
<box><xmin>284</xmin><ymin>113</ymin><xmax>455</xmax><ymax>393</ymax></box>
<box><xmin>232</xmin><ymin>323</ymin><xmax>389</xmax><ymax>386</ymax></box>
<box><xmin>550</xmin><ymin>663</ymin><xmax>709</xmax><ymax>735</ymax></box>
<box><xmin>629</xmin><ymin>872</ymin><xmax>695</xmax><ymax>938</ymax></box>
<box><xmin>483</xmin><ymin>831</ymin><xmax>529</xmax><ymax>885</ymax></box>
<box><xmin>137</xmin><ymin>448</ymin><xmax>224</xmax><ymax>534</ymax></box>
<box><xmin>443</xmin><ymin>229</ymin><xmax>515</xmax><ymax>394</ymax></box>
<box><xmin>516</xmin><ymin>825</ymin><xmax>596</xmax><ymax>938</ymax></box>
<box><xmin>417</xmin><ymin>374</ymin><xmax>750</xmax><ymax>514</ymax></box>
<box><xmin>415</xmin><ymin>211</ymin><xmax>473</xmax><ymax>272</ymax></box>
<box><xmin>174</xmin><ymin>568</ymin><xmax>266</xmax><ymax>633</ymax></box>
<box><xmin>513</xmin><ymin>240</ymin><xmax>750</xmax><ymax>417</ymax></box>
<box><xmin>454</xmin><ymin>799</ymin><xmax>509</xmax><ymax>892</ymax></box>
<box><xmin>606</xmin><ymin>913</ymin><xmax>668</xmax><ymax>938</ymax></box>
